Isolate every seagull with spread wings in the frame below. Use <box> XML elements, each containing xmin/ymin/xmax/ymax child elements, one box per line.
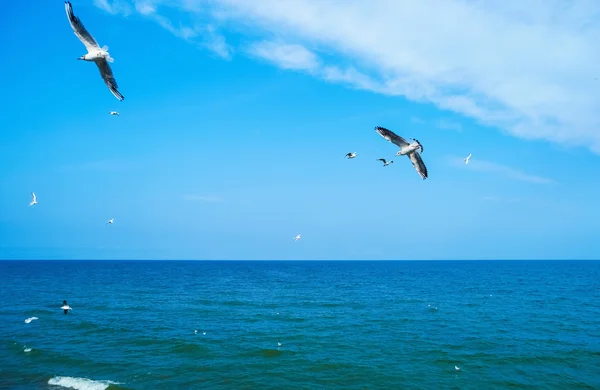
<box><xmin>345</xmin><ymin>152</ymin><xmax>357</xmax><ymax>159</ymax></box>
<box><xmin>29</xmin><ymin>192</ymin><xmax>38</xmax><ymax>206</ymax></box>
<box><xmin>377</xmin><ymin>158</ymin><xmax>394</xmax><ymax>167</ymax></box>
<box><xmin>375</xmin><ymin>126</ymin><xmax>428</xmax><ymax>180</ymax></box>
<box><xmin>464</xmin><ymin>153</ymin><xmax>472</xmax><ymax>164</ymax></box>
<box><xmin>64</xmin><ymin>1</ymin><xmax>124</xmax><ymax>101</ymax></box>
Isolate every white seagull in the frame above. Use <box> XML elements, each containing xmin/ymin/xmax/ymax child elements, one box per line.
<box><xmin>464</xmin><ymin>153</ymin><xmax>472</xmax><ymax>164</ymax></box>
<box><xmin>107</xmin><ymin>218</ymin><xmax>115</xmax><ymax>224</ymax></box>
<box><xmin>109</xmin><ymin>111</ymin><xmax>119</xmax><ymax>116</ymax></box>
<box><xmin>455</xmin><ymin>366</ymin><xmax>460</xmax><ymax>371</ymax></box>
<box><xmin>375</xmin><ymin>126</ymin><xmax>428</xmax><ymax>180</ymax></box>
<box><xmin>294</xmin><ymin>234</ymin><xmax>301</xmax><ymax>241</ymax></box>
<box><xmin>24</xmin><ymin>317</ymin><xmax>39</xmax><ymax>324</ymax></box>
<box><xmin>29</xmin><ymin>192</ymin><xmax>38</xmax><ymax>206</ymax></box>
<box><xmin>65</xmin><ymin>1</ymin><xmax>124</xmax><ymax>101</ymax></box>
<box><xmin>377</xmin><ymin>158</ymin><xmax>394</xmax><ymax>167</ymax></box>
<box><xmin>344</xmin><ymin>152</ymin><xmax>357</xmax><ymax>159</ymax></box>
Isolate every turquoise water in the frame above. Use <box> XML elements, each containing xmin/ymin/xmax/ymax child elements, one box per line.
<box><xmin>1</xmin><ymin>260</ymin><xmax>599</xmax><ymax>389</ymax></box>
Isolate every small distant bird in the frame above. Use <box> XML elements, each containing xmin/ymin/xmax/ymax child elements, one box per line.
<box><xmin>65</xmin><ymin>1</ymin><xmax>124</xmax><ymax>101</ymax></box>
<box><xmin>109</xmin><ymin>111</ymin><xmax>119</xmax><ymax>116</ymax></box>
<box><xmin>344</xmin><ymin>152</ymin><xmax>357</xmax><ymax>159</ymax></box>
<box><xmin>377</xmin><ymin>158</ymin><xmax>393</xmax><ymax>167</ymax></box>
<box><xmin>24</xmin><ymin>317</ymin><xmax>39</xmax><ymax>324</ymax></box>
<box><xmin>107</xmin><ymin>218</ymin><xmax>115</xmax><ymax>224</ymax></box>
<box><xmin>294</xmin><ymin>234</ymin><xmax>301</xmax><ymax>241</ymax></box>
<box><xmin>277</xmin><ymin>342</ymin><xmax>282</xmax><ymax>347</ymax></box>
<box><xmin>29</xmin><ymin>192</ymin><xmax>38</xmax><ymax>206</ymax></box>
<box><xmin>61</xmin><ymin>300</ymin><xmax>72</xmax><ymax>315</ymax></box>
<box><xmin>24</xmin><ymin>347</ymin><xmax>32</xmax><ymax>353</ymax></box>
<box><xmin>375</xmin><ymin>126</ymin><xmax>428</xmax><ymax>180</ymax></box>
<box><xmin>455</xmin><ymin>366</ymin><xmax>460</xmax><ymax>371</ymax></box>
<box><xmin>195</xmin><ymin>330</ymin><xmax>198</xmax><ymax>334</ymax></box>
<box><xmin>464</xmin><ymin>153</ymin><xmax>472</xmax><ymax>164</ymax></box>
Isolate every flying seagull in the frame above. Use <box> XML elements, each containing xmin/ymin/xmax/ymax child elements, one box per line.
<box><xmin>464</xmin><ymin>153</ymin><xmax>472</xmax><ymax>164</ymax></box>
<box><xmin>294</xmin><ymin>234</ymin><xmax>301</xmax><ymax>241</ymax></box>
<box><xmin>65</xmin><ymin>1</ymin><xmax>124</xmax><ymax>101</ymax></box>
<box><xmin>375</xmin><ymin>126</ymin><xmax>428</xmax><ymax>180</ymax></box>
<box><xmin>107</xmin><ymin>218</ymin><xmax>115</xmax><ymax>224</ymax></box>
<box><xmin>29</xmin><ymin>192</ymin><xmax>38</xmax><ymax>206</ymax></box>
<box><xmin>345</xmin><ymin>152</ymin><xmax>357</xmax><ymax>159</ymax></box>
<box><xmin>377</xmin><ymin>158</ymin><xmax>394</xmax><ymax>167</ymax></box>
<box><xmin>109</xmin><ymin>111</ymin><xmax>119</xmax><ymax>116</ymax></box>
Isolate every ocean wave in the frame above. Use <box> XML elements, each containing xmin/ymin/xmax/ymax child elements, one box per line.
<box><xmin>47</xmin><ymin>376</ymin><xmax>120</xmax><ymax>390</ymax></box>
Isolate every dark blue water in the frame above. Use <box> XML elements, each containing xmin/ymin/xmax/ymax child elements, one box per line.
<box><xmin>1</xmin><ymin>260</ymin><xmax>599</xmax><ymax>389</ymax></box>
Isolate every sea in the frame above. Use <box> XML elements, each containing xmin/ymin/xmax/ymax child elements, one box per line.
<box><xmin>1</xmin><ymin>260</ymin><xmax>599</xmax><ymax>390</ymax></box>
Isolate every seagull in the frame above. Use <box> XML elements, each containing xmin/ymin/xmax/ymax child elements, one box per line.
<box><xmin>464</xmin><ymin>153</ymin><xmax>472</xmax><ymax>164</ymax></box>
<box><xmin>107</xmin><ymin>218</ymin><xmax>115</xmax><ymax>224</ymax></box>
<box><xmin>344</xmin><ymin>152</ymin><xmax>357</xmax><ymax>159</ymax></box>
<box><xmin>294</xmin><ymin>234</ymin><xmax>301</xmax><ymax>241</ymax></box>
<box><xmin>455</xmin><ymin>366</ymin><xmax>460</xmax><ymax>371</ymax></box>
<box><xmin>61</xmin><ymin>300</ymin><xmax>72</xmax><ymax>314</ymax></box>
<box><xmin>375</xmin><ymin>126</ymin><xmax>428</xmax><ymax>180</ymax></box>
<box><xmin>277</xmin><ymin>342</ymin><xmax>282</xmax><ymax>347</ymax></box>
<box><xmin>65</xmin><ymin>2</ymin><xmax>124</xmax><ymax>101</ymax></box>
<box><xmin>24</xmin><ymin>317</ymin><xmax>39</xmax><ymax>324</ymax></box>
<box><xmin>29</xmin><ymin>192</ymin><xmax>38</xmax><ymax>206</ymax></box>
<box><xmin>377</xmin><ymin>158</ymin><xmax>394</xmax><ymax>167</ymax></box>
<box><xmin>109</xmin><ymin>111</ymin><xmax>119</xmax><ymax>116</ymax></box>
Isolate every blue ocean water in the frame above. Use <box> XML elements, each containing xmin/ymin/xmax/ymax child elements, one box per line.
<box><xmin>1</xmin><ymin>260</ymin><xmax>599</xmax><ymax>390</ymax></box>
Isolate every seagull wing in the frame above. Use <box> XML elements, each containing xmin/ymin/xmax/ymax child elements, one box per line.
<box><xmin>31</xmin><ymin>192</ymin><xmax>36</xmax><ymax>202</ymax></box>
<box><xmin>377</xmin><ymin>158</ymin><xmax>387</xmax><ymax>163</ymax></box>
<box><xmin>375</xmin><ymin>126</ymin><xmax>409</xmax><ymax>147</ymax></box>
<box><xmin>65</xmin><ymin>1</ymin><xmax>100</xmax><ymax>52</ymax></box>
<box><xmin>95</xmin><ymin>58</ymin><xmax>124</xmax><ymax>101</ymax></box>
<box><xmin>408</xmin><ymin>151</ymin><xmax>428</xmax><ymax>180</ymax></box>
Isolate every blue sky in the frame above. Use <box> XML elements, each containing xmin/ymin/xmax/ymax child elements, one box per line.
<box><xmin>1</xmin><ymin>0</ymin><xmax>599</xmax><ymax>260</ymax></box>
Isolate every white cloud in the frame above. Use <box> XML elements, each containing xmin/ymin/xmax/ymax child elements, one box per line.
<box><xmin>183</xmin><ymin>194</ymin><xmax>223</xmax><ymax>202</ymax></box>
<box><xmin>93</xmin><ymin>0</ymin><xmax>132</xmax><ymax>15</ymax></box>
<box><xmin>248</xmin><ymin>41</ymin><xmax>319</xmax><ymax>71</ymax></box>
<box><xmin>449</xmin><ymin>156</ymin><xmax>556</xmax><ymax>184</ymax></box>
<box><xmin>96</xmin><ymin>0</ymin><xmax>600</xmax><ymax>153</ymax></box>
<box><xmin>436</xmin><ymin>119</ymin><xmax>463</xmax><ymax>132</ymax></box>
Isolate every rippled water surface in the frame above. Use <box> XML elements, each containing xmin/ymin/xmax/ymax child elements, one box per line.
<box><xmin>1</xmin><ymin>260</ymin><xmax>599</xmax><ymax>389</ymax></box>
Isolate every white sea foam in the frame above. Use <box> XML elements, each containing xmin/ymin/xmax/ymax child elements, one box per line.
<box><xmin>47</xmin><ymin>376</ymin><xmax>119</xmax><ymax>390</ymax></box>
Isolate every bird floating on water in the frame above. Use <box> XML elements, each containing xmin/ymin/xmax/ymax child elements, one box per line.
<box><xmin>294</xmin><ymin>234</ymin><xmax>301</xmax><ymax>241</ymax></box>
<box><xmin>109</xmin><ymin>111</ymin><xmax>119</xmax><ymax>116</ymax></box>
<box><xmin>375</xmin><ymin>126</ymin><xmax>428</xmax><ymax>180</ymax></box>
<box><xmin>64</xmin><ymin>1</ymin><xmax>124</xmax><ymax>101</ymax></box>
<box><xmin>107</xmin><ymin>218</ymin><xmax>115</xmax><ymax>224</ymax></box>
<box><xmin>464</xmin><ymin>153</ymin><xmax>472</xmax><ymax>164</ymax></box>
<box><xmin>29</xmin><ymin>192</ymin><xmax>38</xmax><ymax>206</ymax></box>
<box><xmin>377</xmin><ymin>158</ymin><xmax>393</xmax><ymax>167</ymax></box>
<box><xmin>344</xmin><ymin>152</ymin><xmax>357</xmax><ymax>159</ymax></box>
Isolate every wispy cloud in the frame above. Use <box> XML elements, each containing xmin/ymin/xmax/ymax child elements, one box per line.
<box><xmin>95</xmin><ymin>0</ymin><xmax>600</xmax><ymax>154</ymax></box>
<box><xmin>95</xmin><ymin>0</ymin><xmax>232</xmax><ymax>59</ymax></box>
<box><xmin>247</xmin><ymin>41</ymin><xmax>319</xmax><ymax>72</ymax></box>
<box><xmin>436</xmin><ymin>119</ymin><xmax>463</xmax><ymax>132</ymax></box>
<box><xmin>410</xmin><ymin>116</ymin><xmax>462</xmax><ymax>131</ymax></box>
<box><xmin>92</xmin><ymin>0</ymin><xmax>132</xmax><ymax>15</ymax></box>
<box><xmin>183</xmin><ymin>194</ymin><xmax>224</xmax><ymax>202</ymax></box>
<box><xmin>449</xmin><ymin>156</ymin><xmax>556</xmax><ymax>185</ymax></box>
